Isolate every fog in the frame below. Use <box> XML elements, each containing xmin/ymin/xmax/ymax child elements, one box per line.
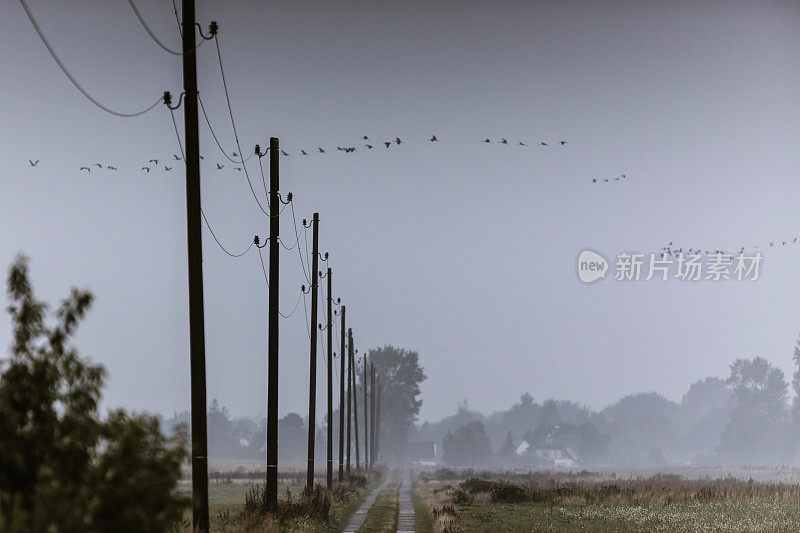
<box><xmin>3</xmin><ymin>0</ymin><xmax>800</xmax><ymax>468</ymax></box>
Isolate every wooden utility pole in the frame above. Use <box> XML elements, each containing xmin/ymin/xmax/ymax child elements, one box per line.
<box><xmin>338</xmin><ymin>305</ymin><xmax>346</xmax><ymax>480</ymax></box>
<box><xmin>370</xmin><ymin>362</ymin><xmax>376</xmax><ymax>467</ymax></box>
<box><xmin>326</xmin><ymin>267</ymin><xmax>333</xmax><ymax>489</ymax></box>
<box><xmin>375</xmin><ymin>376</ymin><xmax>382</xmax><ymax>464</ymax></box>
<box><xmin>265</xmin><ymin>137</ymin><xmax>280</xmax><ymax>509</ymax></box>
<box><xmin>350</xmin><ymin>329</ymin><xmax>360</xmax><ymax>469</ymax></box>
<box><xmin>181</xmin><ymin>0</ymin><xmax>208</xmax><ymax>528</ymax></box>
<box><xmin>363</xmin><ymin>354</ymin><xmax>369</xmax><ymax>469</ymax></box>
<box><xmin>345</xmin><ymin>316</ymin><xmax>351</xmax><ymax>473</ymax></box>
<box><xmin>306</xmin><ymin>213</ymin><xmax>320</xmax><ymax>488</ymax></box>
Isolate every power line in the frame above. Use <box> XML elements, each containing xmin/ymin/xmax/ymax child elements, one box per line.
<box><xmin>127</xmin><ymin>0</ymin><xmax>205</xmax><ymax>56</ymax></box>
<box><xmin>201</xmin><ymin>211</ymin><xmax>254</xmax><ymax>258</ymax></box>
<box><xmin>18</xmin><ymin>0</ymin><xmax>162</xmax><ymax>117</ymax></box>
<box><xmin>199</xmin><ymin>95</ymin><xmax>255</xmax><ymax>164</ymax></box>
<box><xmin>212</xmin><ymin>33</ymin><xmax>268</xmax><ymax>215</ymax></box>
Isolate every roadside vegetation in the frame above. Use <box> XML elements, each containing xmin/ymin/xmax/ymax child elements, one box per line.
<box><xmin>414</xmin><ymin>468</ymin><xmax>800</xmax><ymax>532</ymax></box>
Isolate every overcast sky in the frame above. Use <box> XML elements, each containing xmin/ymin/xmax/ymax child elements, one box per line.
<box><xmin>2</xmin><ymin>0</ymin><xmax>800</xmax><ymax>423</ymax></box>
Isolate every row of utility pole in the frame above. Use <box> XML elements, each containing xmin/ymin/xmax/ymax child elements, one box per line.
<box><xmin>179</xmin><ymin>0</ymin><xmax>383</xmax><ymax>529</ymax></box>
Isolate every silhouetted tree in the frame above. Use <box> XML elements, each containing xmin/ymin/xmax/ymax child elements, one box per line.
<box><xmin>719</xmin><ymin>357</ymin><xmax>789</xmax><ymax>464</ymax></box>
<box><xmin>363</xmin><ymin>345</ymin><xmax>426</xmax><ymax>460</ymax></box>
<box><xmin>499</xmin><ymin>430</ymin><xmax>516</xmax><ymax>456</ymax></box>
<box><xmin>443</xmin><ymin>421</ymin><xmax>492</xmax><ymax>465</ymax></box>
<box><xmin>0</xmin><ymin>255</ymin><xmax>187</xmax><ymax>530</ymax></box>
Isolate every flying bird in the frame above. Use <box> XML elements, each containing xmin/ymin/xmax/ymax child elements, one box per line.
<box><xmin>429</xmin><ymin>135</ymin><xmax>437</xmax><ymax>142</ymax></box>
<box><xmin>559</xmin><ymin>140</ymin><xmax>568</xmax><ymax>145</ymax></box>
<box><xmin>336</xmin><ymin>146</ymin><xmax>344</xmax><ymax>151</ymax></box>
<box><xmin>216</xmin><ymin>163</ymin><xmax>224</xmax><ymax>169</ymax></box>
<box><xmin>384</xmin><ymin>141</ymin><xmax>391</xmax><ymax>148</ymax></box>
<box><xmin>540</xmin><ymin>141</ymin><xmax>548</xmax><ymax>146</ymax></box>
<box><xmin>80</xmin><ymin>166</ymin><xmax>90</xmax><ymax>172</ymax></box>
<box><xmin>395</xmin><ymin>137</ymin><xmax>402</xmax><ymax>145</ymax></box>
<box><xmin>345</xmin><ymin>147</ymin><xmax>355</xmax><ymax>153</ymax></box>
<box><xmin>232</xmin><ymin>152</ymin><xmax>238</xmax><ymax>157</ymax></box>
<box><xmin>174</xmin><ymin>154</ymin><xmax>181</xmax><ymax>160</ymax></box>
<box><xmin>592</xmin><ymin>178</ymin><xmax>597</xmax><ymax>183</ymax></box>
<box><xmin>28</xmin><ymin>159</ymin><xmax>38</xmax><ymax>167</ymax></box>
<box><xmin>108</xmin><ymin>166</ymin><xmax>117</xmax><ymax>171</ymax></box>
<box><xmin>300</xmin><ymin>150</ymin><xmax>308</xmax><ymax>155</ymax></box>
<box><xmin>94</xmin><ymin>163</ymin><xmax>103</xmax><ymax>168</ymax></box>
<box><xmin>362</xmin><ymin>135</ymin><xmax>369</xmax><ymax>140</ymax></box>
<box><xmin>234</xmin><ymin>167</ymin><xmax>242</xmax><ymax>171</ymax></box>
<box><xmin>500</xmin><ymin>138</ymin><xmax>508</xmax><ymax>144</ymax></box>
<box><xmin>518</xmin><ymin>141</ymin><xmax>526</xmax><ymax>146</ymax></box>
<box><xmin>484</xmin><ymin>138</ymin><xmax>491</xmax><ymax>143</ymax></box>
<box><xmin>281</xmin><ymin>150</ymin><xmax>289</xmax><ymax>156</ymax></box>
<box><xmin>318</xmin><ymin>147</ymin><xmax>325</xmax><ymax>153</ymax></box>
<box><xmin>365</xmin><ymin>144</ymin><xmax>373</xmax><ymax>149</ymax></box>
<box><xmin>141</xmin><ymin>167</ymin><xmax>150</xmax><ymax>172</ymax></box>
<box><xmin>149</xmin><ymin>159</ymin><xmax>158</xmax><ymax>165</ymax></box>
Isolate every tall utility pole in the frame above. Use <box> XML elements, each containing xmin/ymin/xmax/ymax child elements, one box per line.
<box><xmin>363</xmin><ymin>354</ymin><xmax>369</xmax><ymax>469</ymax></box>
<box><xmin>326</xmin><ymin>268</ymin><xmax>333</xmax><ymax>489</ymax></box>
<box><xmin>181</xmin><ymin>0</ymin><xmax>208</xmax><ymax>529</ymax></box>
<box><xmin>370</xmin><ymin>362</ymin><xmax>376</xmax><ymax>467</ymax></box>
<box><xmin>375</xmin><ymin>376</ymin><xmax>382</xmax><ymax>464</ymax></box>
<box><xmin>265</xmin><ymin>137</ymin><xmax>280</xmax><ymax>509</ymax></box>
<box><xmin>306</xmin><ymin>213</ymin><xmax>320</xmax><ymax>488</ymax></box>
<box><xmin>350</xmin><ymin>329</ymin><xmax>360</xmax><ymax>469</ymax></box>
<box><xmin>345</xmin><ymin>316</ymin><xmax>351</xmax><ymax>473</ymax></box>
<box><xmin>338</xmin><ymin>305</ymin><xmax>346</xmax><ymax>480</ymax></box>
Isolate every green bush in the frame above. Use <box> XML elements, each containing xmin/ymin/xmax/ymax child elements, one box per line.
<box><xmin>0</xmin><ymin>255</ymin><xmax>188</xmax><ymax>531</ymax></box>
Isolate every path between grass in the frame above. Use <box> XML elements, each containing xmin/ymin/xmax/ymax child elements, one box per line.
<box><xmin>396</xmin><ymin>469</ymin><xmax>415</xmax><ymax>533</ymax></box>
<box><xmin>342</xmin><ymin>469</ymin><xmax>394</xmax><ymax>532</ymax></box>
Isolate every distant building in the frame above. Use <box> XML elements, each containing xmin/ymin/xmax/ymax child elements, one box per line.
<box><xmin>514</xmin><ymin>432</ymin><xmax>580</xmax><ymax>467</ymax></box>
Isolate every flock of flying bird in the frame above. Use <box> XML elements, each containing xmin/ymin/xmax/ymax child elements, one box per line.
<box><xmin>657</xmin><ymin>237</ymin><xmax>800</xmax><ymax>258</ymax></box>
<box><xmin>25</xmin><ymin>134</ymin><xmax>580</xmax><ymax>174</ymax></box>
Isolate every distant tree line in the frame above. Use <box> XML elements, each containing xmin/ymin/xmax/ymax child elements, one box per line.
<box><xmin>419</xmin><ymin>342</ymin><xmax>800</xmax><ymax>467</ymax></box>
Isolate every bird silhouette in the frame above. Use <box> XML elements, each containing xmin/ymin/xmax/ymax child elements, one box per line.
<box><xmin>484</xmin><ymin>138</ymin><xmax>491</xmax><ymax>143</ymax></box>
<box><xmin>384</xmin><ymin>141</ymin><xmax>391</xmax><ymax>148</ymax></box>
<box><xmin>345</xmin><ymin>147</ymin><xmax>355</xmax><ymax>153</ymax></box>
<box><xmin>281</xmin><ymin>150</ymin><xmax>289</xmax><ymax>156</ymax></box>
<box><xmin>80</xmin><ymin>167</ymin><xmax>90</xmax><ymax>172</ymax></box>
<box><xmin>500</xmin><ymin>138</ymin><xmax>508</xmax><ymax>144</ymax></box>
<box><xmin>336</xmin><ymin>147</ymin><xmax>344</xmax><ymax>151</ymax></box>
<box><xmin>28</xmin><ymin>159</ymin><xmax>38</xmax><ymax>166</ymax></box>
<box><xmin>362</xmin><ymin>135</ymin><xmax>369</xmax><ymax>140</ymax></box>
<box><xmin>365</xmin><ymin>144</ymin><xmax>373</xmax><ymax>149</ymax></box>
<box><xmin>94</xmin><ymin>163</ymin><xmax>103</xmax><ymax>168</ymax></box>
<box><xmin>318</xmin><ymin>147</ymin><xmax>325</xmax><ymax>153</ymax></box>
<box><xmin>234</xmin><ymin>167</ymin><xmax>242</xmax><ymax>171</ymax></box>
<box><xmin>540</xmin><ymin>141</ymin><xmax>548</xmax><ymax>146</ymax></box>
<box><xmin>621</xmin><ymin>174</ymin><xmax>627</xmax><ymax>178</ymax></box>
<box><xmin>149</xmin><ymin>159</ymin><xmax>158</xmax><ymax>165</ymax></box>
<box><xmin>560</xmin><ymin>140</ymin><xmax>568</xmax><ymax>145</ymax></box>
<box><xmin>164</xmin><ymin>166</ymin><xmax>173</xmax><ymax>171</ymax></box>
<box><xmin>141</xmin><ymin>167</ymin><xmax>150</xmax><ymax>173</ymax></box>
<box><xmin>518</xmin><ymin>141</ymin><xmax>526</xmax><ymax>146</ymax></box>
<box><xmin>232</xmin><ymin>152</ymin><xmax>238</xmax><ymax>157</ymax></box>
<box><xmin>108</xmin><ymin>166</ymin><xmax>118</xmax><ymax>171</ymax></box>
<box><xmin>429</xmin><ymin>135</ymin><xmax>438</xmax><ymax>142</ymax></box>
<box><xmin>216</xmin><ymin>163</ymin><xmax>224</xmax><ymax>169</ymax></box>
<box><xmin>603</xmin><ymin>178</ymin><xmax>609</xmax><ymax>182</ymax></box>
<box><xmin>592</xmin><ymin>178</ymin><xmax>597</xmax><ymax>183</ymax></box>
<box><xmin>174</xmin><ymin>154</ymin><xmax>181</xmax><ymax>160</ymax></box>
<box><xmin>395</xmin><ymin>137</ymin><xmax>402</xmax><ymax>145</ymax></box>
<box><xmin>300</xmin><ymin>150</ymin><xmax>309</xmax><ymax>155</ymax></box>
<box><xmin>199</xmin><ymin>155</ymin><xmax>204</xmax><ymax>160</ymax></box>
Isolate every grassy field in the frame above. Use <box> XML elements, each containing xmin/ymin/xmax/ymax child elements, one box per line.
<box><xmin>178</xmin><ymin>469</ymin><xmax>381</xmax><ymax>532</ymax></box>
<box><xmin>413</xmin><ymin>467</ymin><xmax>800</xmax><ymax>532</ymax></box>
